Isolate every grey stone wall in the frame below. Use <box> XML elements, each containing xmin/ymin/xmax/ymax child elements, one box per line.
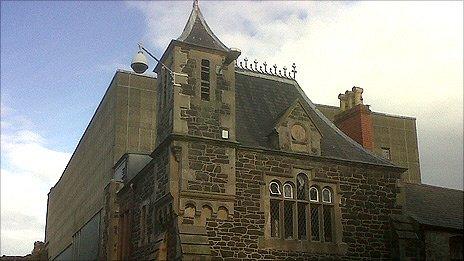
<box><xmin>202</xmin><ymin>148</ymin><xmax>402</xmax><ymax>260</ymax></box>
<box><xmin>187</xmin><ymin>143</ymin><xmax>229</xmax><ymax>193</ymax></box>
<box><xmin>180</xmin><ymin>103</ymin><xmax>224</xmax><ymax>139</ymax></box>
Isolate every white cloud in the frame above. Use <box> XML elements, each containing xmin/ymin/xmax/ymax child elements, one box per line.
<box><xmin>1</xmin><ymin>103</ymin><xmax>71</xmax><ymax>255</ymax></box>
<box><xmin>129</xmin><ymin>1</ymin><xmax>463</xmax><ymax>189</ymax></box>
<box><xmin>2</xmin><ymin>129</ymin><xmax>70</xmax><ymax>184</ymax></box>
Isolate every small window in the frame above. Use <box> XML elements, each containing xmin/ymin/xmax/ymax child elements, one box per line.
<box><xmin>381</xmin><ymin>147</ymin><xmax>391</xmax><ymax>160</ymax></box>
<box><xmin>270</xmin><ymin>181</ymin><xmax>281</xmax><ymax>196</ymax></box>
<box><xmin>296</xmin><ymin>173</ymin><xmax>308</xmax><ymax>200</ymax></box>
<box><xmin>201</xmin><ymin>59</ymin><xmax>210</xmax><ymax>67</ymax></box>
<box><xmin>200</xmin><ymin>59</ymin><xmax>210</xmax><ymax>101</ymax></box>
<box><xmin>283</xmin><ymin>183</ymin><xmax>294</xmax><ymax>199</ymax></box>
<box><xmin>322</xmin><ymin>188</ymin><xmax>332</xmax><ymax>203</ymax></box>
<box><xmin>309</xmin><ymin>187</ymin><xmax>319</xmax><ymax>202</ymax></box>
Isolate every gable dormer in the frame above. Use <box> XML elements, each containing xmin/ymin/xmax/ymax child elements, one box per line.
<box><xmin>269</xmin><ymin>100</ymin><xmax>322</xmax><ymax>155</ymax></box>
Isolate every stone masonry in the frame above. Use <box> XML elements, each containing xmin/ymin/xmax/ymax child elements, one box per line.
<box><xmin>202</xmin><ymin>148</ymin><xmax>402</xmax><ymax>260</ymax></box>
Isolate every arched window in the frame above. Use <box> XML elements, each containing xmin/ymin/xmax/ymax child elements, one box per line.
<box><xmin>269</xmin><ymin>179</ymin><xmax>336</xmax><ymax>242</ymax></box>
<box><xmin>322</xmin><ymin>188</ymin><xmax>332</xmax><ymax>203</ymax></box>
<box><xmin>309</xmin><ymin>186</ymin><xmax>319</xmax><ymax>202</ymax></box>
<box><xmin>269</xmin><ymin>181</ymin><xmax>281</xmax><ymax>196</ymax></box>
<box><xmin>296</xmin><ymin>173</ymin><xmax>308</xmax><ymax>200</ymax></box>
<box><xmin>283</xmin><ymin>183</ymin><xmax>294</xmax><ymax>199</ymax></box>
<box><xmin>321</xmin><ymin>187</ymin><xmax>334</xmax><ymax>242</ymax></box>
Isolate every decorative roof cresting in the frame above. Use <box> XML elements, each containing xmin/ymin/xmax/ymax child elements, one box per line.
<box><xmin>236</xmin><ymin>58</ymin><xmax>297</xmax><ymax>80</ymax></box>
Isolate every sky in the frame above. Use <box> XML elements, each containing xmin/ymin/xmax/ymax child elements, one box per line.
<box><xmin>1</xmin><ymin>0</ymin><xmax>462</xmax><ymax>256</ymax></box>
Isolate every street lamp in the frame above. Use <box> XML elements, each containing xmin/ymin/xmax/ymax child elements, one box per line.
<box><xmin>131</xmin><ymin>43</ymin><xmax>188</xmax><ymax>86</ymax></box>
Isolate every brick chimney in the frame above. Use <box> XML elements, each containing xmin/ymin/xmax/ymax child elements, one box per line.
<box><xmin>334</xmin><ymin>87</ymin><xmax>374</xmax><ymax>150</ymax></box>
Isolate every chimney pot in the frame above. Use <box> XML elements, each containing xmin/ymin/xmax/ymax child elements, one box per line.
<box><xmin>334</xmin><ymin>87</ymin><xmax>373</xmax><ymax>150</ymax></box>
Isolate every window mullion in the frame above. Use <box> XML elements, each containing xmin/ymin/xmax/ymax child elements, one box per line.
<box><xmin>279</xmin><ymin>200</ymin><xmax>284</xmax><ymax>239</ymax></box>
<box><xmin>293</xmin><ymin>200</ymin><xmax>297</xmax><ymax>238</ymax></box>
<box><xmin>318</xmin><ymin>204</ymin><xmax>323</xmax><ymax>242</ymax></box>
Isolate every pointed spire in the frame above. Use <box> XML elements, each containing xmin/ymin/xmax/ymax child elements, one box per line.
<box><xmin>177</xmin><ymin>1</ymin><xmax>230</xmax><ymax>52</ymax></box>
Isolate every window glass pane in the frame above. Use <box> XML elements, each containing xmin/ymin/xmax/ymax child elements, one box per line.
<box><xmin>311</xmin><ymin>205</ymin><xmax>320</xmax><ymax>241</ymax></box>
<box><xmin>310</xmin><ymin>187</ymin><xmax>319</xmax><ymax>202</ymax></box>
<box><xmin>297</xmin><ymin>203</ymin><xmax>307</xmax><ymax>240</ymax></box>
<box><xmin>270</xmin><ymin>182</ymin><xmax>281</xmax><ymax>196</ymax></box>
<box><xmin>297</xmin><ymin>174</ymin><xmax>307</xmax><ymax>200</ymax></box>
<box><xmin>201</xmin><ymin>71</ymin><xmax>210</xmax><ymax>81</ymax></box>
<box><xmin>322</xmin><ymin>188</ymin><xmax>332</xmax><ymax>203</ymax></box>
<box><xmin>284</xmin><ymin>202</ymin><xmax>294</xmax><ymax>239</ymax></box>
<box><xmin>270</xmin><ymin>200</ymin><xmax>280</xmax><ymax>237</ymax></box>
<box><xmin>283</xmin><ymin>184</ymin><xmax>293</xmax><ymax>199</ymax></box>
<box><xmin>201</xmin><ymin>94</ymin><xmax>209</xmax><ymax>101</ymax></box>
<box><xmin>323</xmin><ymin>206</ymin><xmax>333</xmax><ymax>242</ymax></box>
<box><xmin>381</xmin><ymin>147</ymin><xmax>391</xmax><ymax>160</ymax></box>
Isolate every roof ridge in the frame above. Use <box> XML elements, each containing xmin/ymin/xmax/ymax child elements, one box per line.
<box><xmin>235</xmin><ymin>67</ymin><xmax>297</xmax><ymax>85</ymax></box>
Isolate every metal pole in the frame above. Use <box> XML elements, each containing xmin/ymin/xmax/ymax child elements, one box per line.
<box><xmin>138</xmin><ymin>43</ymin><xmax>174</xmax><ymax>75</ymax></box>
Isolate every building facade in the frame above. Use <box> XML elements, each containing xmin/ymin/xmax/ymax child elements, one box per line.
<box><xmin>45</xmin><ymin>2</ymin><xmax>462</xmax><ymax>261</ymax></box>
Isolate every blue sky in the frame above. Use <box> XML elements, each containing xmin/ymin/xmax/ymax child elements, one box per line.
<box><xmin>1</xmin><ymin>0</ymin><xmax>462</xmax><ymax>256</ymax></box>
<box><xmin>2</xmin><ymin>1</ymin><xmax>147</xmax><ymax>151</ymax></box>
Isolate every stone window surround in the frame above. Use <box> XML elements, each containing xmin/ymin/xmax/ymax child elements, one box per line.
<box><xmin>322</xmin><ymin>187</ymin><xmax>333</xmax><ymax>203</ymax></box>
<box><xmin>260</xmin><ymin>168</ymin><xmax>347</xmax><ymax>254</ymax></box>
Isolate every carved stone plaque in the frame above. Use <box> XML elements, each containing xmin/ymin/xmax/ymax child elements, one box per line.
<box><xmin>291</xmin><ymin>124</ymin><xmax>306</xmax><ymax>143</ymax></box>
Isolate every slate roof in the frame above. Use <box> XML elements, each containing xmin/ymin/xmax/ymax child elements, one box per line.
<box><xmin>403</xmin><ymin>183</ymin><xmax>464</xmax><ymax>230</ymax></box>
<box><xmin>175</xmin><ymin>3</ymin><xmax>397</xmax><ymax>168</ymax></box>
<box><xmin>177</xmin><ymin>2</ymin><xmax>230</xmax><ymax>53</ymax></box>
<box><xmin>235</xmin><ymin>69</ymin><xmax>397</xmax><ymax>167</ymax></box>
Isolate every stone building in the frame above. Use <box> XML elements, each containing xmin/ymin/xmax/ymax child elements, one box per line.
<box><xmin>45</xmin><ymin>2</ymin><xmax>462</xmax><ymax>260</ymax></box>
